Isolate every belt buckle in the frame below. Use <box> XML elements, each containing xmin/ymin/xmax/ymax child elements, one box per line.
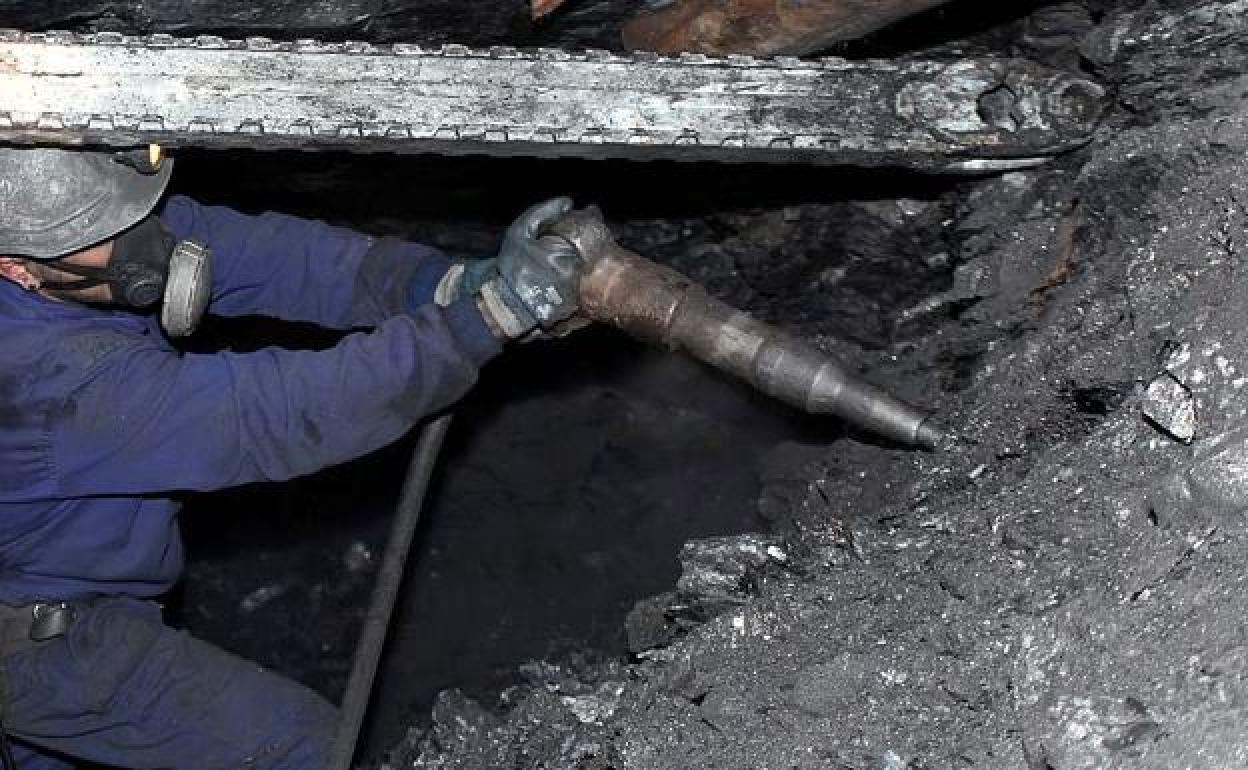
<box><xmin>29</xmin><ymin>602</ymin><xmax>74</xmax><ymax>642</ymax></box>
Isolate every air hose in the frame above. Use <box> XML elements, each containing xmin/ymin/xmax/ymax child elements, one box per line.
<box><xmin>327</xmin><ymin>413</ymin><xmax>454</xmax><ymax>770</ymax></box>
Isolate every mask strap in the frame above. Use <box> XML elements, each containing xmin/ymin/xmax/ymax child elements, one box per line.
<box><xmin>37</xmin><ymin>261</ymin><xmax>113</xmax><ymax>292</ymax></box>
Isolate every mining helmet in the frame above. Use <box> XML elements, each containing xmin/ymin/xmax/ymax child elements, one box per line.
<box><xmin>0</xmin><ymin>145</ymin><xmax>213</xmax><ymax>337</ymax></box>
<box><xmin>0</xmin><ymin>145</ymin><xmax>173</xmax><ymax>259</ymax></box>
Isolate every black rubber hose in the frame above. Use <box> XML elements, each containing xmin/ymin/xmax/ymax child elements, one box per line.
<box><xmin>327</xmin><ymin>413</ymin><xmax>454</xmax><ymax>770</ymax></box>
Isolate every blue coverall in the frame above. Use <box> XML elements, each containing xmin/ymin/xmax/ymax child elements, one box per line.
<box><xmin>0</xmin><ymin>195</ymin><xmax>503</xmax><ymax>769</ymax></box>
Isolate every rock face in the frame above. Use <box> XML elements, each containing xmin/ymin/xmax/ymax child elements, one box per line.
<box><xmin>0</xmin><ymin>0</ymin><xmax>643</xmax><ymax>47</ymax></box>
<box><xmin>383</xmin><ymin>2</ymin><xmax>1248</xmax><ymax>768</ymax></box>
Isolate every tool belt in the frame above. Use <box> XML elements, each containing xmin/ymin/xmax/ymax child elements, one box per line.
<box><xmin>0</xmin><ymin>603</ymin><xmax>76</xmax><ymax>658</ymax></box>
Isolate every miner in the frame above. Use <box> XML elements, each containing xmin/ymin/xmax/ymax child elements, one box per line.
<box><xmin>0</xmin><ymin>145</ymin><xmax>584</xmax><ymax>770</ymax></box>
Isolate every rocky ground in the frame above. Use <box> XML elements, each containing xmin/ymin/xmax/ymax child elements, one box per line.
<box><xmin>373</xmin><ymin>3</ymin><xmax>1248</xmax><ymax>769</ymax></box>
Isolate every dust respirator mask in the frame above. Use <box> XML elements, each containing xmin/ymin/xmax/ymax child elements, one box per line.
<box><xmin>40</xmin><ymin>217</ymin><xmax>213</xmax><ymax>337</ymax></box>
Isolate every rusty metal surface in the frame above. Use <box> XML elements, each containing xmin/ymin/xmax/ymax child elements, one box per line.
<box><xmin>0</xmin><ymin>30</ymin><xmax>1103</xmax><ymax>169</ymax></box>
<box><xmin>622</xmin><ymin>0</ymin><xmax>953</xmax><ymax>57</ymax></box>
<box><xmin>559</xmin><ymin>210</ymin><xmax>692</xmax><ymax>345</ymax></box>
<box><xmin>531</xmin><ymin>0</ymin><xmax>571</xmax><ymax>20</ymax></box>
<box><xmin>555</xmin><ymin>206</ymin><xmax>941</xmax><ymax>447</ymax></box>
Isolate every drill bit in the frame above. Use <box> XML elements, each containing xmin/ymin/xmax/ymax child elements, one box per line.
<box><xmin>552</xmin><ymin>206</ymin><xmax>945</xmax><ymax>450</ymax></box>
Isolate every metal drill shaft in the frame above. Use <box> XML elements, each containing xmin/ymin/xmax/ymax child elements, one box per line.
<box><xmin>553</xmin><ymin>206</ymin><xmax>943</xmax><ymax>449</ymax></box>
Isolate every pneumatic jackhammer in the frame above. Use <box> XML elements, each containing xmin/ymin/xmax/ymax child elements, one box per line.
<box><xmin>552</xmin><ymin>205</ymin><xmax>946</xmax><ymax>449</ymax></box>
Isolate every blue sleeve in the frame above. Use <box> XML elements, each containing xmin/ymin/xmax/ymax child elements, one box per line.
<box><xmin>48</xmin><ymin>299</ymin><xmax>501</xmax><ymax>496</ymax></box>
<box><xmin>158</xmin><ymin>196</ymin><xmax>453</xmax><ymax>329</ymax></box>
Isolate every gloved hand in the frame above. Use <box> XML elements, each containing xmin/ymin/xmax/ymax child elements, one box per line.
<box><xmin>434</xmin><ymin>197</ymin><xmax>586</xmax><ymax>340</ymax></box>
<box><xmin>493</xmin><ymin>196</ymin><xmax>583</xmax><ymax>330</ymax></box>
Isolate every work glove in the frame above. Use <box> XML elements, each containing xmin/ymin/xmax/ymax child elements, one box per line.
<box><xmin>494</xmin><ymin>196</ymin><xmax>583</xmax><ymax>329</ymax></box>
<box><xmin>438</xmin><ymin>197</ymin><xmax>586</xmax><ymax>340</ymax></box>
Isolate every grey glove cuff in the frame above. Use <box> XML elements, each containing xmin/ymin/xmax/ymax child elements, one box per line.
<box><xmin>433</xmin><ymin>263</ymin><xmax>466</xmax><ymax>307</ymax></box>
<box><xmin>478</xmin><ymin>276</ymin><xmax>539</xmax><ymax>339</ymax></box>
<box><xmin>434</xmin><ymin>258</ymin><xmax>501</xmax><ymax>307</ymax></box>
<box><xmin>434</xmin><ymin>259</ymin><xmax>540</xmax><ymax>340</ymax></box>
